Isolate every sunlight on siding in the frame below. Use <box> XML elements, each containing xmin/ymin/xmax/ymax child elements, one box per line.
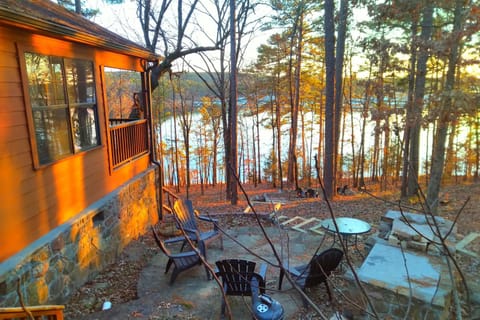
<box><xmin>52</xmin><ymin>156</ymin><xmax>86</xmax><ymax>224</ymax></box>
<box><xmin>0</xmin><ymin>154</ymin><xmax>27</xmax><ymax>260</ymax></box>
<box><xmin>31</xmin><ymin>35</ymin><xmax>75</xmax><ymax>57</ymax></box>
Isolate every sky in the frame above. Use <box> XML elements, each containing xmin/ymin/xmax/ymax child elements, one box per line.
<box><xmin>78</xmin><ymin>0</ymin><xmax>372</xmax><ymax>75</ymax></box>
<box><xmin>81</xmin><ymin>0</ymin><xmax>275</xmax><ymax>70</ymax></box>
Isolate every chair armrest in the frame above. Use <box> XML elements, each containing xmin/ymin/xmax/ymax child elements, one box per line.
<box><xmin>197</xmin><ymin>215</ymin><xmax>219</xmax><ymax>224</ymax></box>
<box><xmin>183</xmin><ymin>226</ymin><xmax>198</xmax><ymax>234</ymax></box>
<box><xmin>170</xmin><ymin>250</ymin><xmax>200</xmax><ymax>259</ymax></box>
<box><xmin>164</xmin><ymin>235</ymin><xmax>187</xmax><ymax>244</ymax></box>
<box><xmin>281</xmin><ymin>261</ymin><xmax>305</xmax><ymax>277</ymax></box>
<box><xmin>258</xmin><ymin>263</ymin><xmax>267</xmax><ymax>279</ymax></box>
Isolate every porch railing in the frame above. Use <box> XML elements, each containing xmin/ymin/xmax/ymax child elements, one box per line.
<box><xmin>162</xmin><ymin>186</ymin><xmax>179</xmax><ymax>215</ymax></box>
<box><xmin>109</xmin><ymin>119</ymin><xmax>149</xmax><ymax>168</ymax></box>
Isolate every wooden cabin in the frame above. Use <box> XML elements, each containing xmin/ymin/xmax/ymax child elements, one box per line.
<box><xmin>0</xmin><ymin>0</ymin><xmax>162</xmax><ymax>306</ymax></box>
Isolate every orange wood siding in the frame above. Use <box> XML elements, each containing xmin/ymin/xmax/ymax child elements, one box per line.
<box><xmin>0</xmin><ymin>26</ymin><xmax>152</xmax><ymax>262</ymax></box>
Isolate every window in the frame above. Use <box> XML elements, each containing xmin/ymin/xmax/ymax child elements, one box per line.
<box><xmin>25</xmin><ymin>53</ymin><xmax>100</xmax><ymax>165</ymax></box>
<box><xmin>103</xmin><ymin>67</ymin><xmax>143</xmax><ymax>123</ymax></box>
<box><xmin>102</xmin><ymin>67</ymin><xmax>149</xmax><ymax>168</ymax></box>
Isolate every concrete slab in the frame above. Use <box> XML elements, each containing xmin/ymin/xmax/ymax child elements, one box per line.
<box><xmin>456</xmin><ymin>232</ymin><xmax>480</xmax><ymax>258</ymax></box>
<box><xmin>357</xmin><ymin>243</ymin><xmax>451</xmax><ymax>307</ymax></box>
<box><xmin>385</xmin><ymin>210</ymin><xmax>457</xmax><ymax>253</ymax></box>
<box><xmin>392</xmin><ymin>218</ymin><xmax>435</xmax><ymax>241</ymax></box>
<box><xmin>131</xmin><ymin>225</ymin><xmax>329</xmax><ymax>319</ymax></box>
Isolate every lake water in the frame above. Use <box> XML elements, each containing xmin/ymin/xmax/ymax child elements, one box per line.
<box><xmin>157</xmin><ymin>110</ymin><xmax>446</xmax><ymax>183</ymax></box>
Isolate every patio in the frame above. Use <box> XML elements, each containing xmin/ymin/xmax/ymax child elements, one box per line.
<box><xmin>65</xmin><ymin>210</ymin><xmax>480</xmax><ymax>319</ymax></box>
<box><xmin>72</xmin><ymin>224</ymin><xmax>350</xmax><ymax>319</ymax></box>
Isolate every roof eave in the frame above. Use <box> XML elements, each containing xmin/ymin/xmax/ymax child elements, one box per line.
<box><xmin>0</xmin><ymin>9</ymin><xmax>159</xmax><ymax>62</ymax></box>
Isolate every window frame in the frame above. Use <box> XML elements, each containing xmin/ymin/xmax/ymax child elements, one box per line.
<box><xmin>19</xmin><ymin>46</ymin><xmax>102</xmax><ymax>169</ymax></box>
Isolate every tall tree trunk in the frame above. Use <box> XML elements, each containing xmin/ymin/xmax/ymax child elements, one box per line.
<box><xmin>172</xmin><ymin>84</ymin><xmax>181</xmax><ymax>192</ymax></box>
<box><xmin>228</xmin><ymin>0</ymin><xmax>238</xmax><ymax>204</ymax></box>
<box><xmin>444</xmin><ymin>120</ymin><xmax>458</xmax><ymax>178</ymax></box>
<box><xmin>252</xmin><ymin>122</ymin><xmax>257</xmax><ymax>186</ymax></box>
<box><xmin>276</xmin><ymin>99</ymin><xmax>283</xmax><ymax>189</ymax></box>
<box><xmin>75</xmin><ymin>0</ymin><xmax>81</xmax><ymax>14</ymax></box>
<box><xmin>407</xmin><ymin>2</ymin><xmax>434</xmax><ymax>196</ymax></box>
<box><xmin>347</xmin><ymin>56</ymin><xmax>357</xmax><ymax>188</ymax></box>
<box><xmin>323</xmin><ymin>0</ymin><xmax>335</xmax><ymax>198</ymax></box>
<box><xmin>308</xmin><ymin>108</ymin><xmax>314</xmax><ymax>186</ymax></box>
<box><xmin>212</xmin><ymin>128</ymin><xmax>218</xmax><ymax>186</ymax></box>
<box><xmin>427</xmin><ymin>0</ymin><xmax>464</xmax><ymax>213</ymax></box>
<box><xmin>178</xmin><ymin>88</ymin><xmax>193</xmax><ymax>198</ymax></box>
<box><xmin>287</xmin><ymin>12</ymin><xmax>304</xmax><ymax>188</ymax></box>
<box><xmin>256</xmin><ymin>102</ymin><xmax>262</xmax><ymax>184</ymax></box>
<box><xmin>334</xmin><ymin>0</ymin><xmax>348</xmax><ymax>193</ymax></box>
<box><xmin>401</xmin><ymin>19</ymin><xmax>419</xmax><ymax>197</ymax></box>
<box><xmin>372</xmin><ymin>119</ymin><xmax>381</xmax><ymax>182</ymax></box>
<box><xmin>475</xmin><ymin>112</ymin><xmax>480</xmax><ymax>179</ymax></box>
<box><xmin>382</xmin><ymin>122</ymin><xmax>390</xmax><ymax>191</ymax></box>
<box><xmin>301</xmin><ymin>109</ymin><xmax>306</xmax><ymax>182</ymax></box>
<box><xmin>359</xmin><ymin>65</ymin><xmax>372</xmax><ymax>189</ymax></box>
<box><xmin>270</xmin><ymin>97</ymin><xmax>277</xmax><ymax>188</ymax></box>
<box><xmin>373</xmin><ymin>48</ymin><xmax>386</xmax><ymax>184</ymax></box>
<box><xmin>339</xmin><ymin>105</ymin><xmax>346</xmax><ymax>185</ymax></box>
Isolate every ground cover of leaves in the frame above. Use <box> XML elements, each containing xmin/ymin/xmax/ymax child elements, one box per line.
<box><xmin>64</xmin><ymin>181</ymin><xmax>480</xmax><ymax>319</ymax></box>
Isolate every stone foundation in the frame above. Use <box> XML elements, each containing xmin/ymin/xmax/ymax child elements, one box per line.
<box><xmin>343</xmin><ymin>279</ymin><xmax>452</xmax><ymax>320</ymax></box>
<box><xmin>0</xmin><ymin>167</ymin><xmax>160</xmax><ymax>307</ymax></box>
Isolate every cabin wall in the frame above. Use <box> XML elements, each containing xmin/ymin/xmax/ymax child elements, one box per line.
<box><xmin>0</xmin><ymin>167</ymin><xmax>160</xmax><ymax>307</ymax></box>
<box><xmin>0</xmin><ymin>25</ymin><xmax>153</xmax><ymax>263</ymax></box>
<box><xmin>0</xmin><ymin>23</ymin><xmax>161</xmax><ymax>307</ymax></box>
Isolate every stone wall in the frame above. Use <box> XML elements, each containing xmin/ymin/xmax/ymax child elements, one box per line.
<box><xmin>0</xmin><ymin>167</ymin><xmax>160</xmax><ymax>307</ymax></box>
<box><xmin>342</xmin><ymin>281</ymin><xmax>452</xmax><ymax>320</ymax></box>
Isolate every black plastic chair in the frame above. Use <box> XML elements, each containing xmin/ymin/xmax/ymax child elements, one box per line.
<box><xmin>215</xmin><ymin>259</ymin><xmax>267</xmax><ymax>318</ymax></box>
<box><xmin>152</xmin><ymin>226</ymin><xmax>211</xmax><ymax>285</ymax></box>
<box><xmin>278</xmin><ymin>248</ymin><xmax>343</xmax><ymax>303</ymax></box>
<box><xmin>172</xmin><ymin>198</ymin><xmax>223</xmax><ymax>250</ymax></box>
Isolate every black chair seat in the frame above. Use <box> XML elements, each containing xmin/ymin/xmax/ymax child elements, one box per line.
<box><xmin>278</xmin><ymin>248</ymin><xmax>343</xmax><ymax>305</ymax></box>
<box><xmin>215</xmin><ymin>259</ymin><xmax>267</xmax><ymax>317</ymax></box>
<box><xmin>152</xmin><ymin>226</ymin><xmax>211</xmax><ymax>285</ymax></box>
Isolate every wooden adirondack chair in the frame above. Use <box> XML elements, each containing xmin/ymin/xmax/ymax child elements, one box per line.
<box><xmin>214</xmin><ymin>259</ymin><xmax>267</xmax><ymax>318</ymax></box>
<box><xmin>152</xmin><ymin>226</ymin><xmax>211</xmax><ymax>285</ymax></box>
<box><xmin>278</xmin><ymin>248</ymin><xmax>343</xmax><ymax>304</ymax></box>
<box><xmin>0</xmin><ymin>305</ymin><xmax>64</xmax><ymax>319</ymax></box>
<box><xmin>171</xmin><ymin>199</ymin><xmax>223</xmax><ymax>251</ymax></box>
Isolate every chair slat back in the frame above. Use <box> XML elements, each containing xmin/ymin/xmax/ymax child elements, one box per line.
<box><xmin>173</xmin><ymin>199</ymin><xmax>197</xmax><ymax>232</ymax></box>
<box><xmin>215</xmin><ymin>259</ymin><xmax>262</xmax><ymax>296</ymax></box>
<box><xmin>306</xmin><ymin>248</ymin><xmax>343</xmax><ymax>287</ymax></box>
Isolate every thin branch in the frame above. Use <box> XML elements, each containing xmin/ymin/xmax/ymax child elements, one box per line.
<box><xmin>314</xmin><ymin>155</ymin><xmax>380</xmax><ymax>319</ymax></box>
<box><xmin>16</xmin><ymin>278</ymin><xmax>34</xmax><ymax>320</ymax></box>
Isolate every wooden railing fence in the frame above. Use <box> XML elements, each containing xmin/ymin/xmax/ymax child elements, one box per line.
<box><xmin>109</xmin><ymin>119</ymin><xmax>148</xmax><ymax>168</ymax></box>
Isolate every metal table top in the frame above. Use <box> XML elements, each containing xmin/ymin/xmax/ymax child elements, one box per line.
<box><xmin>321</xmin><ymin>217</ymin><xmax>371</xmax><ymax>235</ymax></box>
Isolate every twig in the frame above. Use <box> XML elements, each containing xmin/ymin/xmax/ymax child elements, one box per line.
<box><xmin>314</xmin><ymin>155</ymin><xmax>380</xmax><ymax>319</ymax></box>
<box><xmin>445</xmin><ymin>254</ymin><xmax>463</xmax><ymax>320</ymax></box>
<box><xmin>16</xmin><ymin>278</ymin><xmax>34</xmax><ymax>320</ymax></box>
<box><xmin>399</xmin><ymin>242</ymin><xmax>412</xmax><ymax>320</ymax></box>
<box><xmin>363</xmin><ymin>177</ymin><xmax>472</xmax><ymax>316</ymax></box>
<box><xmin>230</xmin><ymin>164</ymin><xmax>329</xmax><ymax>319</ymax></box>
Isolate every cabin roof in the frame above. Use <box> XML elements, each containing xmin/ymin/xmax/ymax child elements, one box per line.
<box><xmin>0</xmin><ymin>0</ymin><xmax>159</xmax><ymax>61</ymax></box>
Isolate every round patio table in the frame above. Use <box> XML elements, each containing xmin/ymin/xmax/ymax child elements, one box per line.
<box><xmin>321</xmin><ymin>217</ymin><xmax>371</xmax><ymax>254</ymax></box>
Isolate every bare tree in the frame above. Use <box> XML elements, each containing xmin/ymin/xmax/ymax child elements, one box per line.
<box><xmin>323</xmin><ymin>0</ymin><xmax>335</xmax><ymax>198</ymax></box>
<box><xmin>134</xmin><ymin>0</ymin><xmax>224</xmax><ymax>90</ymax></box>
<box><xmin>183</xmin><ymin>0</ymin><xmax>261</xmax><ymax>203</ymax></box>
<box><xmin>426</xmin><ymin>0</ymin><xmax>476</xmax><ymax>213</ymax></box>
